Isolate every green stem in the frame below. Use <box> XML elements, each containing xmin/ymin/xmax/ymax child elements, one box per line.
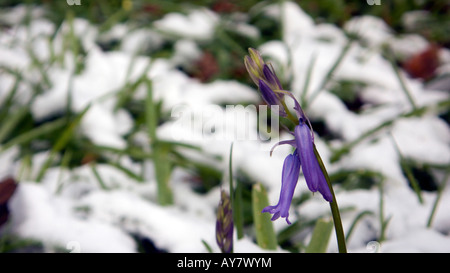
<box><xmin>280</xmin><ymin>99</ymin><xmax>298</xmax><ymax>125</ymax></box>
<box><xmin>314</xmin><ymin>145</ymin><xmax>347</xmax><ymax>253</ymax></box>
<box><xmin>228</xmin><ymin>142</ymin><xmax>244</xmax><ymax>239</ymax></box>
<box><xmin>386</xmin><ymin>47</ymin><xmax>417</xmax><ymax>111</ymax></box>
<box><xmin>378</xmin><ymin>178</ymin><xmax>391</xmax><ymax>242</ymax></box>
<box><xmin>145</xmin><ymin>78</ymin><xmax>173</xmax><ymax>205</ymax></box>
<box><xmin>427</xmin><ymin>168</ymin><xmax>449</xmax><ymax>228</ymax></box>
<box><xmin>300</xmin><ymin>53</ymin><xmax>317</xmax><ymax>107</ymax></box>
<box><xmin>389</xmin><ymin>133</ymin><xmax>423</xmax><ymax>204</ymax></box>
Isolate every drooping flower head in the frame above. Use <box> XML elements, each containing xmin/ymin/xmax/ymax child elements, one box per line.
<box><xmin>262</xmin><ymin>151</ymin><xmax>301</xmax><ymax>225</ymax></box>
<box><xmin>295</xmin><ymin>118</ymin><xmax>332</xmax><ymax>203</ymax></box>
<box><xmin>244</xmin><ymin>48</ymin><xmax>332</xmax><ymax>225</ymax></box>
<box><xmin>262</xmin><ymin>118</ymin><xmax>332</xmax><ymax>224</ymax></box>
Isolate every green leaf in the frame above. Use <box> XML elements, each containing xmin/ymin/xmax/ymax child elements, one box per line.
<box><xmin>1</xmin><ymin>118</ymin><xmax>66</xmax><ymax>152</ymax></box>
<box><xmin>228</xmin><ymin>142</ymin><xmax>244</xmax><ymax>239</ymax></box>
<box><xmin>35</xmin><ymin>104</ymin><xmax>91</xmax><ymax>182</ymax></box>
<box><xmin>233</xmin><ymin>181</ymin><xmax>244</xmax><ymax>240</ymax></box>
<box><xmin>305</xmin><ymin>218</ymin><xmax>334</xmax><ymax>253</ymax></box>
<box><xmin>252</xmin><ymin>183</ymin><xmax>277</xmax><ymax>250</ymax></box>
<box><xmin>146</xmin><ymin>78</ymin><xmax>173</xmax><ymax>205</ymax></box>
<box><xmin>0</xmin><ymin>106</ymin><xmax>29</xmax><ymax>144</ymax></box>
<box><xmin>201</xmin><ymin>239</ymin><xmax>214</xmax><ymax>253</ymax></box>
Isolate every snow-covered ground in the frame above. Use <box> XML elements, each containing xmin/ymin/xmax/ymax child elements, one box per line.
<box><xmin>0</xmin><ymin>2</ymin><xmax>449</xmax><ymax>253</ymax></box>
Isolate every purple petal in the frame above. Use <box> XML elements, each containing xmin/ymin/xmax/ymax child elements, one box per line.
<box><xmin>269</xmin><ymin>139</ymin><xmax>296</xmax><ymax>157</ymax></box>
<box><xmin>295</xmin><ymin>120</ymin><xmax>332</xmax><ymax>202</ymax></box>
<box><xmin>262</xmin><ymin>64</ymin><xmax>283</xmax><ymax>91</ymax></box>
<box><xmin>258</xmin><ymin>79</ymin><xmax>287</xmax><ymax>117</ymax></box>
<box><xmin>258</xmin><ymin>79</ymin><xmax>280</xmax><ymax>106</ymax></box>
<box><xmin>262</xmin><ymin>153</ymin><xmax>301</xmax><ymax>224</ymax></box>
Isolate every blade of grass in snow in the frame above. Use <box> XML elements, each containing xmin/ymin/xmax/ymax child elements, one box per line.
<box><xmin>55</xmin><ymin>149</ymin><xmax>72</xmax><ymax>195</ymax></box>
<box><xmin>228</xmin><ymin>142</ymin><xmax>244</xmax><ymax>239</ymax></box>
<box><xmin>233</xmin><ymin>181</ymin><xmax>244</xmax><ymax>240</ymax></box>
<box><xmin>35</xmin><ymin>104</ymin><xmax>91</xmax><ymax>182</ymax></box>
<box><xmin>0</xmin><ymin>75</ymin><xmax>20</xmax><ymax>121</ymax></box>
<box><xmin>145</xmin><ymin>78</ymin><xmax>173</xmax><ymax>205</ymax></box>
<box><xmin>427</xmin><ymin>168</ymin><xmax>449</xmax><ymax>228</ymax></box>
<box><xmin>385</xmin><ymin>46</ymin><xmax>418</xmax><ymax>111</ymax></box>
<box><xmin>330</xmin><ymin>101</ymin><xmax>447</xmax><ymax>162</ymax></box>
<box><xmin>0</xmin><ymin>106</ymin><xmax>29</xmax><ymax>144</ymax></box>
<box><xmin>90</xmin><ymin>163</ymin><xmax>109</xmax><ymax>190</ymax></box>
<box><xmin>378</xmin><ymin>178</ymin><xmax>391</xmax><ymax>243</ymax></box>
<box><xmin>252</xmin><ymin>183</ymin><xmax>277</xmax><ymax>250</ymax></box>
<box><xmin>228</xmin><ymin>142</ymin><xmax>234</xmax><ymax>205</ymax></box>
<box><xmin>93</xmin><ymin>145</ymin><xmax>153</xmax><ymax>161</ymax></box>
<box><xmin>107</xmin><ymin>160</ymin><xmax>144</xmax><ymax>183</ymax></box>
<box><xmin>0</xmin><ymin>118</ymin><xmax>67</xmax><ymax>152</ymax></box>
<box><xmin>201</xmin><ymin>239</ymin><xmax>214</xmax><ymax>253</ymax></box>
<box><xmin>305</xmin><ymin>38</ymin><xmax>353</xmax><ymax>110</ymax></box>
<box><xmin>305</xmin><ymin>218</ymin><xmax>333</xmax><ymax>253</ymax></box>
<box><xmin>300</xmin><ymin>53</ymin><xmax>317</xmax><ymax>107</ymax></box>
<box><xmin>389</xmin><ymin>133</ymin><xmax>423</xmax><ymax>204</ymax></box>
<box><xmin>114</xmin><ymin>58</ymin><xmax>152</xmax><ymax>112</ymax></box>
<box><xmin>345</xmin><ymin>210</ymin><xmax>373</xmax><ymax>242</ymax></box>
<box><xmin>17</xmin><ymin>153</ymin><xmax>32</xmax><ymax>181</ymax></box>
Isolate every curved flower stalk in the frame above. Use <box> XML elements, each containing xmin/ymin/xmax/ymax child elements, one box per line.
<box><xmin>244</xmin><ymin>48</ymin><xmax>347</xmax><ymax>252</ymax></box>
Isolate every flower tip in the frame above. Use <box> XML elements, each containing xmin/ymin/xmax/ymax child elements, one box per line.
<box><xmin>247</xmin><ymin>47</ymin><xmax>264</xmax><ymax>67</ymax></box>
<box><xmin>320</xmin><ymin>187</ymin><xmax>333</xmax><ymax>203</ymax></box>
<box><xmin>247</xmin><ymin>47</ymin><xmax>258</xmax><ymax>55</ymax></box>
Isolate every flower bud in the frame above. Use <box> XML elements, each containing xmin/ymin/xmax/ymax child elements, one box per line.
<box><xmin>216</xmin><ymin>189</ymin><xmax>233</xmax><ymax>253</ymax></box>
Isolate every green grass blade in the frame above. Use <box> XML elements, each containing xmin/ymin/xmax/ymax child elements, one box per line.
<box><xmin>145</xmin><ymin>78</ymin><xmax>173</xmax><ymax>205</ymax></box>
<box><xmin>1</xmin><ymin>118</ymin><xmax>66</xmax><ymax>152</ymax></box>
<box><xmin>0</xmin><ymin>106</ymin><xmax>29</xmax><ymax>144</ymax></box>
<box><xmin>305</xmin><ymin>218</ymin><xmax>334</xmax><ymax>253</ymax></box>
<box><xmin>252</xmin><ymin>183</ymin><xmax>277</xmax><ymax>250</ymax></box>
<box><xmin>35</xmin><ymin>104</ymin><xmax>91</xmax><ymax>182</ymax></box>
<box><xmin>233</xmin><ymin>181</ymin><xmax>244</xmax><ymax>240</ymax></box>
<box><xmin>228</xmin><ymin>142</ymin><xmax>244</xmax><ymax>240</ymax></box>
<box><xmin>427</xmin><ymin>168</ymin><xmax>449</xmax><ymax>228</ymax></box>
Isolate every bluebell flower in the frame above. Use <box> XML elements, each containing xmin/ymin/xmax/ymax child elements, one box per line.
<box><xmin>244</xmin><ymin>48</ymin><xmax>333</xmax><ymax>225</ymax></box>
<box><xmin>263</xmin><ymin>118</ymin><xmax>332</xmax><ymax>224</ymax></box>
<box><xmin>295</xmin><ymin>118</ymin><xmax>333</xmax><ymax>203</ymax></box>
<box><xmin>262</xmin><ymin>151</ymin><xmax>301</xmax><ymax>224</ymax></box>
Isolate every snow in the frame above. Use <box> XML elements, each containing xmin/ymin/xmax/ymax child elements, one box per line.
<box><xmin>154</xmin><ymin>8</ymin><xmax>219</xmax><ymax>41</ymax></box>
<box><xmin>1</xmin><ymin>2</ymin><xmax>449</xmax><ymax>253</ymax></box>
<box><xmin>390</xmin><ymin>116</ymin><xmax>450</xmax><ymax>165</ymax></box>
<box><xmin>344</xmin><ymin>15</ymin><xmax>393</xmax><ymax>49</ymax></box>
<box><xmin>9</xmin><ymin>183</ymin><xmax>136</xmax><ymax>253</ymax></box>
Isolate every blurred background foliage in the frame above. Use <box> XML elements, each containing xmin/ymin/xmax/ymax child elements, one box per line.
<box><xmin>0</xmin><ymin>0</ymin><xmax>449</xmax><ymax>253</ymax></box>
<box><xmin>2</xmin><ymin>0</ymin><xmax>448</xmax><ymax>84</ymax></box>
